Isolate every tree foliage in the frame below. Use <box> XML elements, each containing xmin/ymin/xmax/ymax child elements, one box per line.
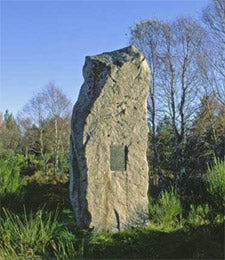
<box><xmin>202</xmin><ymin>0</ymin><xmax>225</xmax><ymax>105</ymax></box>
<box><xmin>129</xmin><ymin>8</ymin><xmax>225</xmax><ymax>187</ymax></box>
<box><xmin>0</xmin><ymin>157</ymin><xmax>26</xmax><ymax>197</ymax></box>
<box><xmin>1</xmin><ymin>83</ymin><xmax>72</xmax><ymax>177</ymax></box>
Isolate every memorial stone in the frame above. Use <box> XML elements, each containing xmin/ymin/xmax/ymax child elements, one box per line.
<box><xmin>70</xmin><ymin>45</ymin><xmax>150</xmax><ymax>232</ymax></box>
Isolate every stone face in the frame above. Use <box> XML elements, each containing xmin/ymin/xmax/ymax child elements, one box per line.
<box><xmin>70</xmin><ymin>45</ymin><xmax>150</xmax><ymax>232</ymax></box>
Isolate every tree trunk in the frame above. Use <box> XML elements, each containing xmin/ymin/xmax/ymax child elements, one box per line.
<box><xmin>150</xmin><ymin>70</ymin><xmax>166</xmax><ymax>186</ymax></box>
<box><xmin>54</xmin><ymin>116</ymin><xmax>59</xmax><ymax>176</ymax></box>
<box><xmin>168</xmin><ymin>59</ymin><xmax>180</xmax><ymax>185</ymax></box>
<box><xmin>45</xmin><ymin>161</ymin><xmax>48</xmax><ymax>176</ymax></box>
<box><xmin>54</xmin><ymin>152</ymin><xmax>58</xmax><ymax>176</ymax></box>
<box><xmin>206</xmin><ymin>99</ymin><xmax>218</xmax><ymax>158</ymax></box>
<box><xmin>178</xmin><ymin>55</ymin><xmax>188</xmax><ymax>181</ymax></box>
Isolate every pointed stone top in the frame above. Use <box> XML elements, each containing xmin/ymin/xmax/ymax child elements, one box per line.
<box><xmin>85</xmin><ymin>45</ymin><xmax>145</xmax><ymax>67</ymax></box>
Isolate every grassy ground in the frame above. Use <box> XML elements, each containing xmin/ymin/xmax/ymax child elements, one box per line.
<box><xmin>1</xmin><ymin>207</ymin><xmax>224</xmax><ymax>259</ymax></box>
<box><xmin>0</xmin><ymin>173</ymin><xmax>224</xmax><ymax>259</ymax></box>
<box><xmin>83</xmin><ymin>224</ymin><xmax>224</xmax><ymax>259</ymax></box>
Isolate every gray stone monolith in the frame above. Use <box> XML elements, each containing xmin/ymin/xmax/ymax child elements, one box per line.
<box><xmin>70</xmin><ymin>45</ymin><xmax>150</xmax><ymax>232</ymax></box>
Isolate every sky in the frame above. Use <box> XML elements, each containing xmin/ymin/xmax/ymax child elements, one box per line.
<box><xmin>1</xmin><ymin>0</ymin><xmax>209</xmax><ymax>116</ymax></box>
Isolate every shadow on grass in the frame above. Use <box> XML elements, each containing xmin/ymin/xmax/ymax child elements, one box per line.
<box><xmin>0</xmin><ymin>180</ymin><xmax>72</xmax><ymax>214</ymax></box>
<box><xmin>82</xmin><ymin>223</ymin><xmax>224</xmax><ymax>259</ymax></box>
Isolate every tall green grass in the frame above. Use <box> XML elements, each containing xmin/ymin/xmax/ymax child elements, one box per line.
<box><xmin>0</xmin><ymin>208</ymin><xmax>77</xmax><ymax>259</ymax></box>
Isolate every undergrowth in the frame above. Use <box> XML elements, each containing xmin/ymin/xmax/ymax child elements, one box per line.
<box><xmin>149</xmin><ymin>188</ymin><xmax>182</xmax><ymax>228</ymax></box>
<box><xmin>207</xmin><ymin>158</ymin><xmax>225</xmax><ymax>214</ymax></box>
<box><xmin>0</xmin><ymin>158</ymin><xmax>224</xmax><ymax>259</ymax></box>
<box><xmin>0</xmin><ymin>208</ymin><xmax>77</xmax><ymax>259</ymax></box>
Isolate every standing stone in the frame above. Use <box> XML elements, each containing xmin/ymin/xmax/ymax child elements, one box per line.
<box><xmin>70</xmin><ymin>45</ymin><xmax>150</xmax><ymax>232</ymax></box>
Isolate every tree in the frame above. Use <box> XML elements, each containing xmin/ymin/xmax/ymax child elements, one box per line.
<box><xmin>186</xmin><ymin>95</ymin><xmax>225</xmax><ymax>174</ymax></box>
<box><xmin>130</xmin><ymin>17</ymin><xmax>207</xmax><ymax>185</ymax></box>
<box><xmin>130</xmin><ymin>20</ymin><xmax>166</xmax><ymax>183</ymax></box>
<box><xmin>202</xmin><ymin>0</ymin><xmax>225</xmax><ymax>105</ymax></box>
<box><xmin>202</xmin><ymin>0</ymin><xmax>225</xmax><ymax>159</ymax></box>
<box><xmin>0</xmin><ymin>110</ymin><xmax>21</xmax><ymax>154</ymax></box>
<box><xmin>156</xmin><ymin>116</ymin><xmax>176</xmax><ymax>175</ymax></box>
<box><xmin>42</xmin><ymin>83</ymin><xmax>72</xmax><ymax>176</ymax></box>
<box><xmin>18</xmin><ymin>93</ymin><xmax>46</xmax><ymax>157</ymax></box>
<box><xmin>158</xmin><ymin>17</ymin><xmax>207</xmax><ymax>183</ymax></box>
<box><xmin>18</xmin><ymin>83</ymin><xmax>72</xmax><ymax>176</ymax></box>
<box><xmin>0</xmin><ymin>112</ymin><xmax>3</xmax><ymax>127</ymax></box>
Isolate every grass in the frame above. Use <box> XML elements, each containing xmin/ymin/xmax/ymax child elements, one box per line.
<box><xmin>0</xmin><ymin>206</ymin><xmax>223</xmax><ymax>259</ymax></box>
<box><xmin>82</xmin><ymin>224</ymin><xmax>224</xmax><ymax>259</ymax></box>
<box><xmin>1</xmin><ymin>175</ymin><xmax>71</xmax><ymax>214</ymax></box>
<box><xmin>0</xmin><ymin>208</ymin><xmax>77</xmax><ymax>259</ymax></box>
<box><xmin>0</xmin><ymin>161</ymin><xmax>224</xmax><ymax>259</ymax></box>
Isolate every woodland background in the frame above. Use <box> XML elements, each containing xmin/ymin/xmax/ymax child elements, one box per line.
<box><xmin>0</xmin><ymin>0</ymin><xmax>224</xmax><ymax>259</ymax></box>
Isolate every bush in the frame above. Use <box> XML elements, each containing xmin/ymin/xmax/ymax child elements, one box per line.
<box><xmin>187</xmin><ymin>204</ymin><xmax>210</xmax><ymax>226</ymax></box>
<box><xmin>17</xmin><ymin>154</ymin><xmax>43</xmax><ymax>176</ymax></box>
<box><xmin>206</xmin><ymin>158</ymin><xmax>225</xmax><ymax>214</ymax></box>
<box><xmin>0</xmin><ymin>208</ymin><xmax>77</xmax><ymax>259</ymax></box>
<box><xmin>0</xmin><ymin>158</ymin><xmax>26</xmax><ymax>197</ymax></box>
<box><xmin>149</xmin><ymin>189</ymin><xmax>182</xmax><ymax>228</ymax></box>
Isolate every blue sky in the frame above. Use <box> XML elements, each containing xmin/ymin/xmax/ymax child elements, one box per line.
<box><xmin>1</xmin><ymin>0</ymin><xmax>208</xmax><ymax>116</ymax></box>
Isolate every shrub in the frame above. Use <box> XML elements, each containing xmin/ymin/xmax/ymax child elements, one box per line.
<box><xmin>187</xmin><ymin>204</ymin><xmax>210</xmax><ymax>226</ymax></box>
<box><xmin>149</xmin><ymin>188</ymin><xmax>182</xmax><ymax>228</ymax></box>
<box><xmin>0</xmin><ymin>157</ymin><xmax>26</xmax><ymax>197</ymax></box>
<box><xmin>17</xmin><ymin>154</ymin><xmax>43</xmax><ymax>176</ymax></box>
<box><xmin>0</xmin><ymin>208</ymin><xmax>77</xmax><ymax>259</ymax></box>
<box><xmin>206</xmin><ymin>158</ymin><xmax>225</xmax><ymax>214</ymax></box>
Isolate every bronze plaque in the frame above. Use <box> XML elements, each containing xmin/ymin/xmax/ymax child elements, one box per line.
<box><xmin>110</xmin><ymin>145</ymin><xmax>126</xmax><ymax>171</ymax></box>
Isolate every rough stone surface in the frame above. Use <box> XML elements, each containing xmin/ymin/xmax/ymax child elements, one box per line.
<box><xmin>70</xmin><ymin>45</ymin><xmax>150</xmax><ymax>232</ymax></box>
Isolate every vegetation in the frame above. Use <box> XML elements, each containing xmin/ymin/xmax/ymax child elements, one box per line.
<box><xmin>0</xmin><ymin>158</ymin><xmax>26</xmax><ymax>197</ymax></box>
<box><xmin>149</xmin><ymin>189</ymin><xmax>182</xmax><ymax>228</ymax></box>
<box><xmin>206</xmin><ymin>158</ymin><xmax>225</xmax><ymax>215</ymax></box>
<box><xmin>0</xmin><ymin>159</ymin><xmax>223</xmax><ymax>259</ymax></box>
<box><xmin>0</xmin><ymin>208</ymin><xmax>76</xmax><ymax>259</ymax></box>
<box><xmin>187</xmin><ymin>204</ymin><xmax>210</xmax><ymax>226</ymax></box>
<box><xmin>130</xmin><ymin>0</ymin><xmax>225</xmax><ymax>185</ymax></box>
<box><xmin>0</xmin><ymin>0</ymin><xmax>224</xmax><ymax>259</ymax></box>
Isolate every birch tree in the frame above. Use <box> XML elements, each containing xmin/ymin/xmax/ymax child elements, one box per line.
<box><xmin>130</xmin><ymin>20</ymin><xmax>166</xmax><ymax>183</ymax></box>
<box><xmin>42</xmin><ymin>83</ymin><xmax>71</xmax><ymax>176</ymax></box>
<box><xmin>202</xmin><ymin>0</ymin><xmax>225</xmax><ymax>105</ymax></box>
<box><xmin>19</xmin><ymin>93</ymin><xmax>45</xmax><ymax>156</ymax></box>
<box><xmin>130</xmin><ymin>17</ymin><xmax>207</xmax><ymax>185</ymax></box>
